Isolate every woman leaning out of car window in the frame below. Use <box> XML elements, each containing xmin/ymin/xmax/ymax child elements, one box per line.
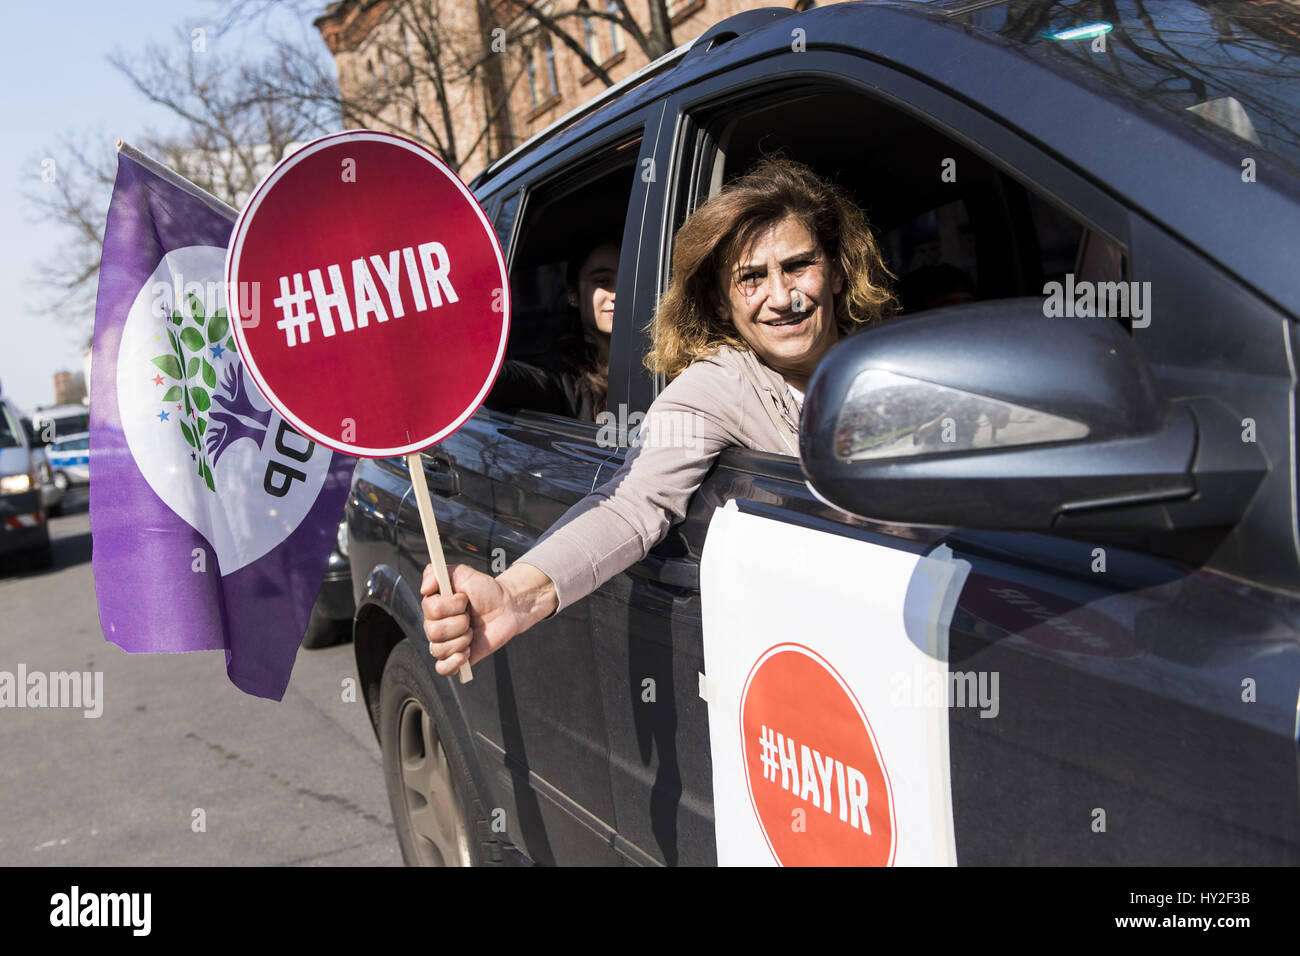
<box><xmin>420</xmin><ymin>157</ymin><xmax>898</xmax><ymax>674</ymax></box>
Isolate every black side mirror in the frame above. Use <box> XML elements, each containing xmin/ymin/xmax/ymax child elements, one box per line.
<box><xmin>800</xmin><ymin>300</ymin><xmax>1264</xmax><ymax>532</ymax></box>
<box><xmin>22</xmin><ymin>419</ymin><xmax>50</xmax><ymax>447</ymax></box>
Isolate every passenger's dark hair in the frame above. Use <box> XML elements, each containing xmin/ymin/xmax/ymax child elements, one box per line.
<box><xmin>565</xmin><ymin>232</ymin><xmax>621</xmax><ymax>288</ymax></box>
<box><xmin>562</xmin><ymin>232</ymin><xmax>621</xmax><ymax>415</ymax></box>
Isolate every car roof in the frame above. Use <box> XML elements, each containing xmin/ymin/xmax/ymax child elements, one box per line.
<box><xmin>31</xmin><ymin>404</ymin><xmax>89</xmax><ymax>418</ymax></box>
<box><xmin>477</xmin><ymin>1</ymin><xmax>1300</xmax><ymax>317</ymax></box>
<box><xmin>470</xmin><ymin>8</ymin><xmax>810</xmax><ymax>194</ymax></box>
<box><xmin>474</xmin><ymin>1</ymin><xmax>1300</xmax><ymax>197</ymax></box>
<box><xmin>52</xmin><ymin>432</ymin><xmax>89</xmax><ymax>445</ymax></box>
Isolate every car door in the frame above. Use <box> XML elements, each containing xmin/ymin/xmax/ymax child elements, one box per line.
<box><xmin>593</xmin><ymin>17</ymin><xmax>1300</xmax><ymax>866</ymax></box>
<box><xmin>393</xmin><ymin>106</ymin><xmax>667</xmax><ymax>865</ymax></box>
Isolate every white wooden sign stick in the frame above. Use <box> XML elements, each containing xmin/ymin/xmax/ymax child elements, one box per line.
<box><xmin>408</xmin><ymin>452</ymin><xmax>473</xmax><ymax>683</ymax></box>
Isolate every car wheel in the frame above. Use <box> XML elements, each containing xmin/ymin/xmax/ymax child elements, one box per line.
<box><xmin>28</xmin><ymin>531</ymin><xmax>54</xmax><ymax>570</ymax></box>
<box><xmin>379</xmin><ymin>638</ymin><xmax>500</xmax><ymax>867</ymax></box>
<box><xmin>300</xmin><ymin>602</ymin><xmax>347</xmax><ymax>649</ymax></box>
<box><xmin>53</xmin><ymin>471</ymin><xmax>69</xmax><ymax>493</ymax></box>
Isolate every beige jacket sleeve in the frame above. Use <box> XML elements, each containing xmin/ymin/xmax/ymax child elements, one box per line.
<box><xmin>516</xmin><ymin>345</ymin><xmax>798</xmax><ymax>614</ymax></box>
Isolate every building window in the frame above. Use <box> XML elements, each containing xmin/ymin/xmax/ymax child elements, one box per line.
<box><xmin>543</xmin><ymin>35</ymin><xmax>559</xmax><ymax>96</ymax></box>
<box><xmin>526</xmin><ymin>54</ymin><xmax>539</xmax><ymax>108</ymax></box>
<box><xmin>606</xmin><ymin>0</ymin><xmax>625</xmax><ymax>54</ymax></box>
<box><xmin>580</xmin><ymin>2</ymin><xmax>600</xmax><ymax>62</ymax></box>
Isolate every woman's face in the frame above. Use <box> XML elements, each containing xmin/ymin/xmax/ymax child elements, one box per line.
<box><xmin>722</xmin><ymin>215</ymin><xmax>844</xmax><ymax>386</ymax></box>
<box><xmin>577</xmin><ymin>242</ymin><xmax>619</xmax><ymax>337</ymax></box>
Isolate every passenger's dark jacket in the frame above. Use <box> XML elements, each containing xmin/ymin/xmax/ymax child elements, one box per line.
<box><xmin>487</xmin><ymin>331</ymin><xmax>604</xmax><ymax>423</ymax></box>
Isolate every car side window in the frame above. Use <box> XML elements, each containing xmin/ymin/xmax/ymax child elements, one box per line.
<box><xmin>484</xmin><ymin>138</ymin><xmax>641</xmax><ymax>424</ymax></box>
<box><xmin>493</xmin><ymin>191</ymin><xmax>520</xmax><ymax>259</ymax></box>
<box><xmin>0</xmin><ymin>403</ymin><xmax>23</xmax><ymax>449</ymax></box>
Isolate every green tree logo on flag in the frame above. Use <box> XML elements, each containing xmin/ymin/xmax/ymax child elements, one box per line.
<box><xmin>149</xmin><ymin>292</ymin><xmax>234</xmax><ymax>492</ymax></box>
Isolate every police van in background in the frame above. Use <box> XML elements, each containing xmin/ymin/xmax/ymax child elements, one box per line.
<box><xmin>46</xmin><ymin>432</ymin><xmax>91</xmax><ymax>493</ymax></box>
<box><xmin>26</xmin><ymin>404</ymin><xmax>90</xmax><ymax>444</ymax></box>
<box><xmin>24</xmin><ymin>405</ymin><xmax>90</xmax><ymax>515</ymax></box>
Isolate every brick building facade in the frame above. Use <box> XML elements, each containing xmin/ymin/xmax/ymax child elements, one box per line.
<box><xmin>315</xmin><ymin>0</ymin><xmax>829</xmax><ymax>181</ymax></box>
<box><xmin>52</xmin><ymin>371</ymin><xmax>87</xmax><ymax>407</ymax></box>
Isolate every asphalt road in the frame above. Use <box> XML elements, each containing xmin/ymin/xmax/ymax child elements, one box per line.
<box><xmin>0</xmin><ymin>488</ymin><xmax>401</xmax><ymax>866</ymax></box>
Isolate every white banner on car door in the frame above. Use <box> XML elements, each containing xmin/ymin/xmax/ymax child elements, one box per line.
<box><xmin>699</xmin><ymin>501</ymin><xmax>971</xmax><ymax>866</ymax></box>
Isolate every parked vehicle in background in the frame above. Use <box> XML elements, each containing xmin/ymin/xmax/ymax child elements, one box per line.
<box><xmin>346</xmin><ymin>1</ymin><xmax>1300</xmax><ymax>866</ymax></box>
<box><xmin>0</xmin><ymin>392</ymin><xmax>54</xmax><ymax>568</ymax></box>
<box><xmin>46</xmin><ymin>432</ymin><xmax>90</xmax><ymax>492</ymax></box>
<box><xmin>23</xmin><ymin>404</ymin><xmax>89</xmax><ymax>514</ymax></box>
<box><xmin>301</xmin><ymin>518</ymin><xmax>356</xmax><ymax>650</ymax></box>
<box><xmin>26</xmin><ymin>404</ymin><xmax>89</xmax><ymax>444</ymax></box>
<box><xmin>30</xmin><ymin>443</ymin><xmax>63</xmax><ymax>518</ymax></box>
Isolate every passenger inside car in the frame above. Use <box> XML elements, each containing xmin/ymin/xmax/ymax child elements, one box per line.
<box><xmin>432</xmin><ymin>81</ymin><xmax>1133</xmax><ymax>671</ymax></box>
<box><xmin>422</xmin><ymin>157</ymin><xmax>898</xmax><ymax>674</ymax></box>
<box><xmin>483</xmin><ymin>148</ymin><xmax>638</xmax><ymax>423</ymax></box>
<box><xmin>486</xmin><ymin>233</ymin><xmax>619</xmax><ymax>421</ymax></box>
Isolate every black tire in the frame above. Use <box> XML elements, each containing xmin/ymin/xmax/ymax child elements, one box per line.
<box><xmin>49</xmin><ymin>473</ymin><xmax>67</xmax><ymax>515</ymax></box>
<box><xmin>28</xmin><ymin>531</ymin><xmax>54</xmax><ymax>570</ymax></box>
<box><xmin>379</xmin><ymin>638</ymin><xmax>501</xmax><ymax>866</ymax></box>
<box><xmin>300</xmin><ymin>602</ymin><xmax>347</xmax><ymax>649</ymax></box>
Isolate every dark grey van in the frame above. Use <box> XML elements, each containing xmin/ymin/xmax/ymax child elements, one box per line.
<box><xmin>345</xmin><ymin>1</ymin><xmax>1300</xmax><ymax>865</ymax></box>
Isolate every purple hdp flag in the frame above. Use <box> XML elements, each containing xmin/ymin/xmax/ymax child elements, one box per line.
<box><xmin>89</xmin><ymin>144</ymin><xmax>356</xmax><ymax>700</ymax></box>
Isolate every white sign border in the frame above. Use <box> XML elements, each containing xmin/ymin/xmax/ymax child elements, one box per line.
<box><xmin>225</xmin><ymin>129</ymin><xmax>511</xmax><ymax>458</ymax></box>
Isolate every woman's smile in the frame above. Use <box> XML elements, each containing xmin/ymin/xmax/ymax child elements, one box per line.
<box><xmin>725</xmin><ymin>214</ymin><xmax>843</xmax><ymax>388</ymax></box>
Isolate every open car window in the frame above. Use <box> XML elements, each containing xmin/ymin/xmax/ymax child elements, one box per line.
<box><xmin>694</xmin><ymin>85</ymin><xmax>1125</xmax><ymax>321</ymax></box>
<box><xmin>484</xmin><ymin>138</ymin><xmax>641</xmax><ymax>424</ymax></box>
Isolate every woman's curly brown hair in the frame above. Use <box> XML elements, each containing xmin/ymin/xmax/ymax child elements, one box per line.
<box><xmin>646</xmin><ymin>156</ymin><xmax>898</xmax><ymax>379</ymax></box>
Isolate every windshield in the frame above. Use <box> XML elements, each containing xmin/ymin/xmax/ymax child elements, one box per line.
<box><xmin>952</xmin><ymin>0</ymin><xmax>1300</xmax><ymax>175</ymax></box>
<box><xmin>0</xmin><ymin>403</ymin><xmax>24</xmax><ymax>449</ymax></box>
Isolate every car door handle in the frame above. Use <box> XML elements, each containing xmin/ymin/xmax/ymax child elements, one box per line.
<box><xmin>421</xmin><ymin>455</ymin><xmax>460</xmax><ymax>497</ymax></box>
<box><xmin>627</xmin><ymin>553</ymin><xmax>699</xmax><ymax>590</ymax></box>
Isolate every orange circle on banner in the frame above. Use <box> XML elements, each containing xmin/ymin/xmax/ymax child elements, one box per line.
<box><xmin>740</xmin><ymin>643</ymin><xmax>895</xmax><ymax>866</ymax></box>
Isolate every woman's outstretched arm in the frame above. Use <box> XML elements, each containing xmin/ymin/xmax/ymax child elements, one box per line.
<box><xmin>421</xmin><ymin>349</ymin><xmax>749</xmax><ymax>669</ymax></box>
<box><xmin>419</xmin><ymin>561</ymin><xmax>557</xmax><ymax>676</ymax></box>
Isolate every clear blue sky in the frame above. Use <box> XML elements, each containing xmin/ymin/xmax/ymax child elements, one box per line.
<box><xmin>0</xmin><ymin>1</ymin><xmax>327</xmax><ymax>414</ymax></box>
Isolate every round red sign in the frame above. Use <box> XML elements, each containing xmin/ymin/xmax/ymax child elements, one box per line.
<box><xmin>226</xmin><ymin>130</ymin><xmax>510</xmax><ymax>457</ymax></box>
<box><xmin>740</xmin><ymin>643</ymin><xmax>895</xmax><ymax>866</ymax></box>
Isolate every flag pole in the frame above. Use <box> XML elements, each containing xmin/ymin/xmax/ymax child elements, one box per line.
<box><xmin>408</xmin><ymin>453</ymin><xmax>473</xmax><ymax>684</ymax></box>
<box><xmin>115</xmin><ymin>139</ymin><xmax>239</xmax><ymax>220</ymax></box>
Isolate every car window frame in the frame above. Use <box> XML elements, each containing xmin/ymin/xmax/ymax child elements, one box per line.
<box><xmin>641</xmin><ymin>44</ymin><xmax>1300</xmax><ymax>589</ymax></box>
<box><xmin>477</xmin><ymin>101</ymin><xmax>668</xmax><ymax>435</ymax></box>
<box><xmin>635</xmin><ymin>47</ymin><xmax>1138</xmax><ymax>417</ymax></box>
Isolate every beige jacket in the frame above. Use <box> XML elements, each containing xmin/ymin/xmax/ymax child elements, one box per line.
<box><xmin>518</xmin><ymin>344</ymin><xmax>801</xmax><ymax>613</ymax></box>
